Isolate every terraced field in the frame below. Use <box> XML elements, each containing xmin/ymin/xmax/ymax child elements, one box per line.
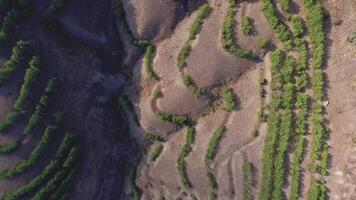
<box><xmin>0</xmin><ymin>0</ymin><xmax>355</xmax><ymax>200</ymax></box>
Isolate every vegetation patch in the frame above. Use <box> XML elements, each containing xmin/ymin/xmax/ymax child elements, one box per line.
<box><xmin>205</xmin><ymin>126</ymin><xmax>226</xmax><ymax>164</ymax></box>
<box><xmin>0</xmin><ymin>40</ymin><xmax>29</xmax><ymax>84</ymax></box>
<box><xmin>119</xmin><ymin>95</ymin><xmax>140</xmax><ymax>127</ymax></box>
<box><xmin>128</xmin><ymin>163</ymin><xmax>141</xmax><ymax>200</ymax></box>
<box><xmin>144</xmin><ymin>45</ymin><xmax>158</xmax><ymax>80</ymax></box>
<box><xmin>222</xmin><ymin>0</ymin><xmax>258</xmax><ymax>59</ymax></box>
<box><xmin>181</xmin><ymin>74</ymin><xmax>204</xmax><ymax>96</ymax></box>
<box><xmin>156</xmin><ymin>111</ymin><xmax>189</xmax><ymax>127</ymax></box>
<box><xmin>222</xmin><ymin>87</ymin><xmax>237</xmax><ymax>112</ymax></box>
<box><xmin>241</xmin><ymin>16</ymin><xmax>253</xmax><ymax>35</ymax></box>
<box><xmin>13</xmin><ymin>56</ymin><xmax>41</xmax><ymax>111</ymax></box>
<box><xmin>0</xmin><ymin>140</ymin><xmax>21</xmax><ymax>155</ymax></box>
<box><xmin>279</xmin><ymin>0</ymin><xmax>291</xmax><ymax>12</ymax></box>
<box><xmin>257</xmin><ymin>38</ymin><xmax>270</xmax><ymax>49</ymax></box>
<box><xmin>0</xmin><ymin>112</ymin><xmax>19</xmax><ymax>134</ymax></box>
<box><xmin>243</xmin><ymin>160</ymin><xmax>254</xmax><ymax>200</ymax></box>
<box><xmin>177</xmin><ymin>127</ymin><xmax>196</xmax><ymax>188</ymax></box>
<box><xmin>149</xmin><ymin>143</ymin><xmax>164</xmax><ymax>161</ymax></box>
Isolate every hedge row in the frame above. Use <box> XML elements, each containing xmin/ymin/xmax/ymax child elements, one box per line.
<box><xmin>261</xmin><ymin>0</ymin><xmax>293</xmax><ymax>49</ymax></box>
<box><xmin>0</xmin><ymin>112</ymin><xmax>19</xmax><ymax>133</ymax></box>
<box><xmin>294</xmin><ymin>38</ymin><xmax>308</xmax><ymax>91</ymax></box>
<box><xmin>149</xmin><ymin>143</ymin><xmax>163</xmax><ymax>161</ymax></box>
<box><xmin>307</xmin><ymin>177</ymin><xmax>327</xmax><ymax>200</ymax></box>
<box><xmin>0</xmin><ymin>140</ymin><xmax>21</xmax><ymax>155</ymax></box>
<box><xmin>242</xmin><ymin>160</ymin><xmax>254</xmax><ymax>200</ymax></box>
<box><xmin>177</xmin><ymin>3</ymin><xmax>210</xmax><ymax>68</ymax></box>
<box><xmin>156</xmin><ymin>111</ymin><xmax>188</xmax><ymax>127</ymax></box>
<box><xmin>24</xmin><ymin>78</ymin><xmax>60</xmax><ymax>134</ymax></box>
<box><xmin>304</xmin><ymin>0</ymin><xmax>325</xmax><ymax>101</ymax></box>
<box><xmin>31</xmin><ymin>147</ymin><xmax>80</xmax><ymax>200</ymax></box>
<box><xmin>0</xmin><ymin>40</ymin><xmax>29</xmax><ymax>84</ymax></box>
<box><xmin>177</xmin><ymin>127</ymin><xmax>196</xmax><ymax>188</ymax></box>
<box><xmin>205</xmin><ymin>126</ymin><xmax>225</xmax><ymax>164</ymax></box>
<box><xmin>181</xmin><ymin>74</ymin><xmax>204</xmax><ymax>96</ymax></box>
<box><xmin>1</xmin><ymin>133</ymin><xmax>77</xmax><ymax>200</ymax></box>
<box><xmin>259</xmin><ymin>49</ymin><xmax>283</xmax><ymax>200</ymax></box>
<box><xmin>113</xmin><ymin>0</ymin><xmax>149</xmax><ymax>47</ymax></box>
<box><xmin>143</xmin><ymin>45</ymin><xmax>158</xmax><ymax>80</ymax></box>
<box><xmin>222</xmin><ymin>0</ymin><xmax>258</xmax><ymax>60</ymax></box>
<box><xmin>222</xmin><ymin>88</ymin><xmax>237</xmax><ymax>112</ymax></box>
<box><xmin>13</xmin><ymin>56</ymin><xmax>41</xmax><ymax>111</ymax></box>
<box><xmin>0</xmin><ymin>125</ymin><xmax>57</xmax><ymax>179</ymax></box>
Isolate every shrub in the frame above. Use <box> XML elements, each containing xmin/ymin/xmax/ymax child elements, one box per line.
<box><xmin>205</xmin><ymin>126</ymin><xmax>226</xmax><ymax>164</ymax></box>
<box><xmin>222</xmin><ymin>87</ymin><xmax>237</xmax><ymax>112</ymax></box>
<box><xmin>243</xmin><ymin>161</ymin><xmax>254</xmax><ymax>200</ymax></box>
<box><xmin>24</xmin><ymin>78</ymin><xmax>60</xmax><ymax>134</ymax></box>
<box><xmin>207</xmin><ymin>170</ymin><xmax>217</xmax><ymax>189</ymax></box>
<box><xmin>0</xmin><ymin>112</ymin><xmax>19</xmax><ymax>133</ymax></box>
<box><xmin>143</xmin><ymin>132</ymin><xmax>163</xmax><ymax>142</ymax></box>
<box><xmin>241</xmin><ymin>16</ymin><xmax>253</xmax><ymax>35</ymax></box>
<box><xmin>177</xmin><ymin>43</ymin><xmax>191</xmax><ymax>69</ymax></box>
<box><xmin>153</xmin><ymin>90</ymin><xmax>163</xmax><ymax>99</ymax></box>
<box><xmin>257</xmin><ymin>38</ymin><xmax>270</xmax><ymax>49</ymax></box>
<box><xmin>291</xmin><ymin>15</ymin><xmax>304</xmax><ymax>38</ymax></box>
<box><xmin>156</xmin><ymin>111</ymin><xmax>188</xmax><ymax>127</ymax></box>
<box><xmin>0</xmin><ymin>133</ymin><xmax>76</xmax><ymax>200</ymax></box>
<box><xmin>13</xmin><ymin>56</ymin><xmax>41</xmax><ymax>111</ymax></box>
<box><xmin>177</xmin><ymin>127</ymin><xmax>196</xmax><ymax>188</ymax></box>
<box><xmin>0</xmin><ymin>125</ymin><xmax>57</xmax><ymax>179</ymax></box>
<box><xmin>289</xmin><ymin>137</ymin><xmax>306</xmax><ymax>200</ymax></box>
<box><xmin>0</xmin><ymin>140</ymin><xmax>21</xmax><ymax>155</ymax></box>
<box><xmin>0</xmin><ymin>40</ymin><xmax>29</xmax><ymax>84</ymax></box>
<box><xmin>149</xmin><ymin>143</ymin><xmax>164</xmax><ymax>161</ymax></box>
<box><xmin>261</xmin><ymin>0</ymin><xmax>292</xmax><ymax>50</ymax></box>
<box><xmin>312</xmin><ymin>69</ymin><xmax>324</xmax><ymax>100</ymax></box>
<box><xmin>189</xmin><ymin>3</ymin><xmax>210</xmax><ymax>40</ymax></box>
<box><xmin>222</xmin><ymin>0</ymin><xmax>258</xmax><ymax>60</ymax></box>
<box><xmin>181</xmin><ymin>74</ymin><xmax>204</xmax><ymax>96</ymax></box>
<box><xmin>279</xmin><ymin>0</ymin><xmax>291</xmax><ymax>12</ymax></box>
<box><xmin>144</xmin><ymin>45</ymin><xmax>158</xmax><ymax>80</ymax></box>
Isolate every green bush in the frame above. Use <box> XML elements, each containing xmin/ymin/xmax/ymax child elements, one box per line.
<box><xmin>0</xmin><ymin>40</ymin><xmax>29</xmax><ymax>84</ymax></box>
<box><xmin>177</xmin><ymin>43</ymin><xmax>191</xmax><ymax>69</ymax></box>
<box><xmin>241</xmin><ymin>16</ymin><xmax>253</xmax><ymax>35</ymax></box>
<box><xmin>279</xmin><ymin>0</ymin><xmax>291</xmax><ymax>12</ymax></box>
<box><xmin>149</xmin><ymin>143</ymin><xmax>164</xmax><ymax>161</ymax></box>
<box><xmin>312</xmin><ymin>69</ymin><xmax>324</xmax><ymax>100</ymax></box>
<box><xmin>222</xmin><ymin>88</ymin><xmax>237</xmax><ymax>112</ymax></box>
<box><xmin>205</xmin><ymin>126</ymin><xmax>226</xmax><ymax>164</ymax></box>
<box><xmin>0</xmin><ymin>112</ymin><xmax>19</xmax><ymax>133</ymax></box>
<box><xmin>156</xmin><ymin>111</ymin><xmax>188</xmax><ymax>127</ymax></box>
<box><xmin>0</xmin><ymin>140</ymin><xmax>21</xmax><ymax>155</ymax></box>
<box><xmin>189</xmin><ymin>3</ymin><xmax>210</xmax><ymax>40</ymax></box>
<box><xmin>261</xmin><ymin>0</ymin><xmax>292</xmax><ymax>50</ymax></box>
<box><xmin>222</xmin><ymin>0</ymin><xmax>258</xmax><ymax>59</ymax></box>
<box><xmin>153</xmin><ymin>90</ymin><xmax>163</xmax><ymax>99</ymax></box>
<box><xmin>143</xmin><ymin>132</ymin><xmax>163</xmax><ymax>142</ymax></box>
<box><xmin>181</xmin><ymin>74</ymin><xmax>204</xmax><ymax>96</ymax></box>
<box><xmin>243</xmin><ymin>161</ymin><xmax>254</xmax><ymax>200</ymax></box>
<box><xmin>144</xmin><ymin>45</ymin><xmax>158</xmax><ymax>80</ymax></box>
<box><xmin>177</xmin><ymin>127</ymin><xmax>196</xmax><ymax>188</ymax></box>
<box><xmin>1</xmin><ymin>133</ymin><xmax>76</xmax><ymax>200</ymax></box>
<box><xmin>291</xmin><ymin>15</ymin><xmax>304</xmax><ymax>38</ymax></box>
<box><xmin>207</xmin><ymin>170</ymin><xmax>217</xmax><ymax>189</ymax></box>
<box><xmin>257</xmin><ymin>38</ymin><xmax>270</xmax><ymax>49</ymax></box>
<box><xmin>0</xmin><ymin>125</ymin><xmax>57</xmax><ymax>179</ymax></box>
<box><xmin>24</xmin><ymin>78</ymin><xmax>60</xmax><ymax>134</ymax></box>
<box><xmin>13</xmin><ymin>56</ymin><xmax>41</xmax><ymax>111</ymax></box>
<box><xmin>289</xmin><ymin>137</ymin><xmax>306</xmax><ymax>200</ymax></box>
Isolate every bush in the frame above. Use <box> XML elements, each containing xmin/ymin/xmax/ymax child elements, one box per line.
<box><xmin>279</xmin><ymin>0</ymin><xmax>291</xmax><ymax>12</ymax></box>
<box><xmin>257</xmin><ymin>38</ymin><xmax>270</xmax><ymax>49</ymax></box>
<box><xmin>261</xmin><ymin>0</ymin><xmax>292</xmax><ymax>50</ymax></box>
<box><xmin>181</xmin><ymin>74</ymin><xmax>204</xmax><ymax>96</ymax></box>
<box><xmin>205</xmin><ymin>126</ymin><xmax>226</xmax><ymax>164</ymax></box>
<box><xmin>156</xmin><ymin>111</ymin><xmax>188</xmax><ymax>127</ymax></box>
<box><xmin>291</xmin><ymin>15</ymin><xmax>304</xmax><ymax>38</ymax></box>
<box><xmin>222</xmin><ymin>87</ymin><xmax>237</xmax><ymax>112</ymax></box>
<box><xmin>0</xmin><ymin>133</ymin><xmax>76</xmax><ymax>200</ymax></box>
<box><xmin>24</xmin><ymin>78</ymin><xmax>60</xmax><ymax>134</ymax></box>
<box><xmin>177</xmin><ymin>43</ymin><xmax>191</xmax><ymax>69</ymax></box>
<box><xmin>0</xmin><ymin>125</ymin><xmax>57</xmax><ymax>179</ymax></box>
<box><xmin>243</xmin><ymin>161</ymin><xmax>254</xmax><ymax>200</ymax></box>
<box><xmin>13</xmin><ymin>56</ymin><xmax>41</xmax><ymax>111</ymax></box>
<box><xmin>222</xmin><ymin>0</ymin><xmax>258</xmax><ymax>60</ymax></box>
<box><xmin>149</xmin><ymin>143</ymin><xmax>164</xmax><ymax>161</ymax></box>
<box><xmin>143</xmin><ymin>132</ymin><xmax>163</xmax><ymax>142</ymax></box>
<box><xmin>241</xmin><ymin>16</ymin><xmax>253</xmax><ymax>35</ymax></box>
<box><xmin>153</xmin><ymin>90</ymin><xmax>163</xmax><ymax>99</ymax></box>
<box><xmin>0</xmin><ymin>40</ymin><xmax>29</xmax><ymax>84</ymax></box>
<box><xmin>0</xmin><ymin>112</ymin><xmax>19</xmax><ymax>133</ymax></box>
<box><xmin>144</xmin><ymin>45</ymin><xmax>158</xmax><ymax>80</ymax></box>
<box><xmin>189</xmin><ymin>3</ymin><xmax>210</xmax><ymax>40</ymax></box>
<box><xmin>0</xmin><ymin>140</ymin><xmax>21</xmax><ymax>155</ymax></box>
<box><xmin>289</xmin><ymin>137</ymin><xmax>306</xmax><ymax>200</ymax></box>
<box><xmin>207</xmin><ymin>170</ymin><xmax>217</xmax><ymax>189</ymax></box>
<box><xmin>177</xmin><ymin>127</ymin><xmax>196</xmax><ymax>188</ymax></box>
